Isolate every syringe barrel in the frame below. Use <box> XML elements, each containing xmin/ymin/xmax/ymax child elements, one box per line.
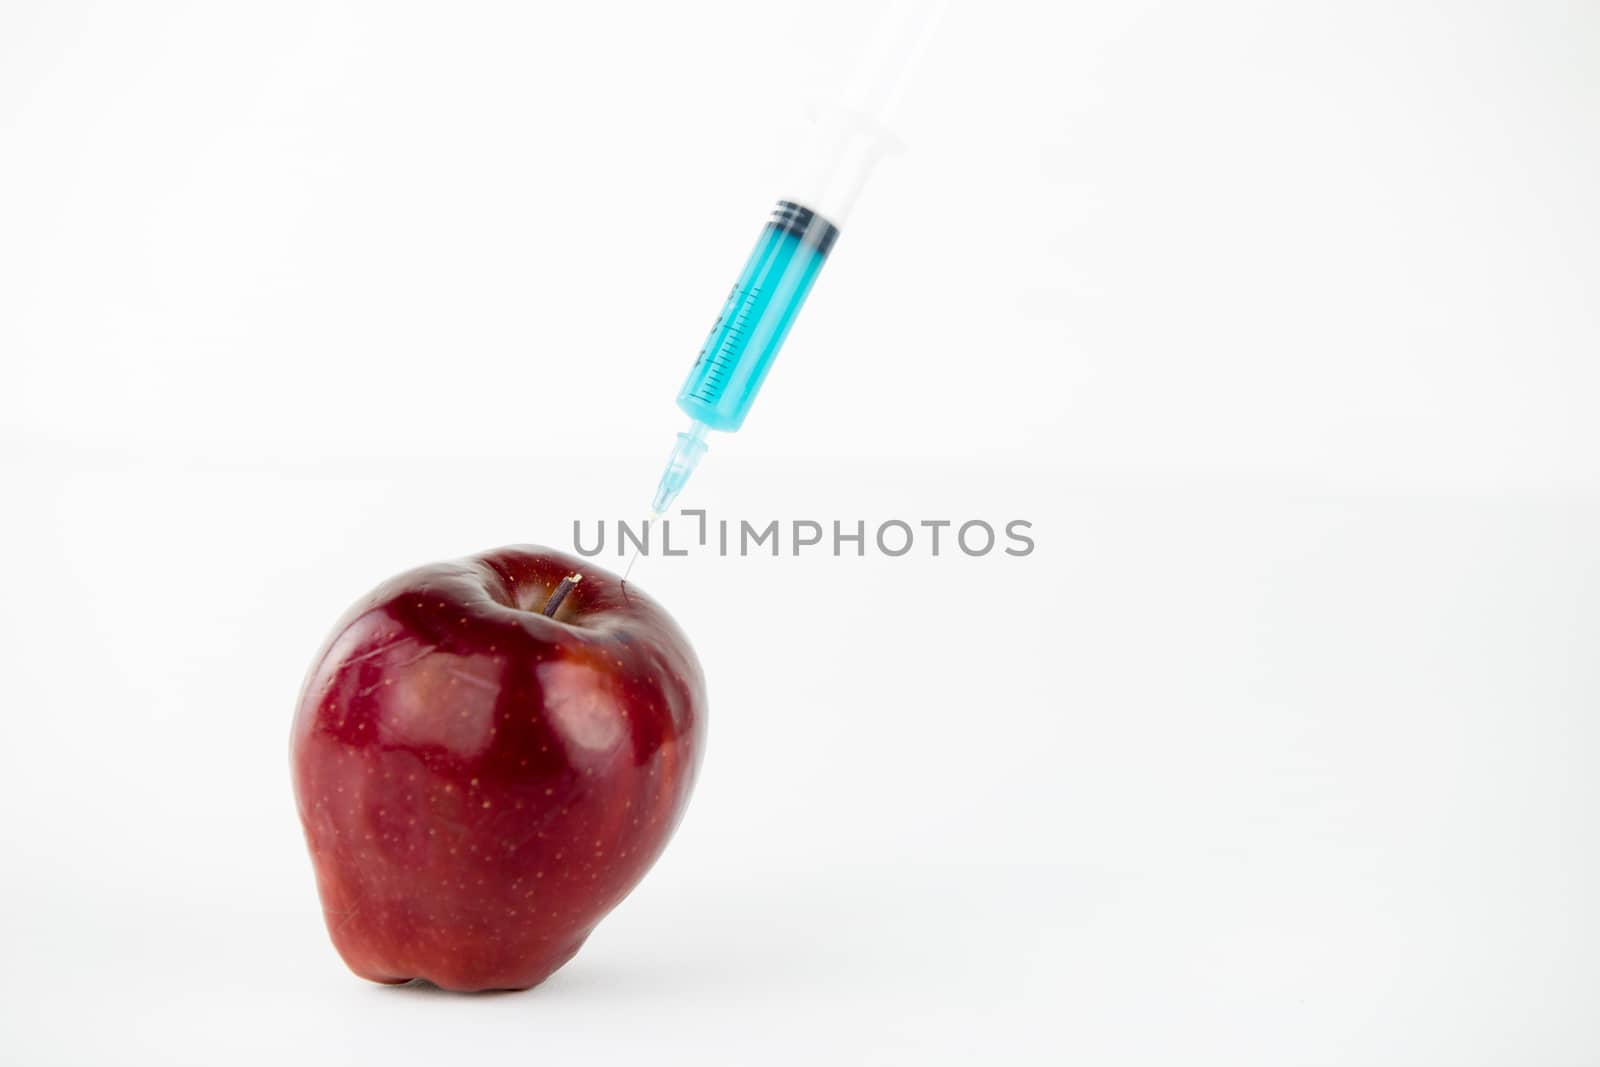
<box><xmin>781</xmin><ymin>0</ymin><xmax>945</xmax><ymax>225</ymax></box>
<box><xmin>674</xmin><ymin>200</ymin><xmax>838</xmax><ymax>432</ymax></box>
<box><xmin>778</xmin><ymin>107</ymin><xmax>898</xmax><ymax>229</ymax></box>
<box><xmin>671</xmin><ymin>2</ymin><xmax>944</xmax><ymax>435</ymax></box>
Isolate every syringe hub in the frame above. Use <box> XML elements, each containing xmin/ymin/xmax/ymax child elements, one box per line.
<box><xmin>651</xmin><ymin>420</ymin><xmax>711</xmax><ymax>517</ymax></box>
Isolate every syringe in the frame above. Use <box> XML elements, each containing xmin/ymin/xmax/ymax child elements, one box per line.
<box><xmin>644</xmin><ymin>1</ymin><xmax>946</xmax><ymax>527</ymax></box>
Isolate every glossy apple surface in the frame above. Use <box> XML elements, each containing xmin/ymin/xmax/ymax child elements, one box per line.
<box><xmin>291</xmin><ymin>546</ymin><xmax>704</xmax><ymax>991</ymax></box>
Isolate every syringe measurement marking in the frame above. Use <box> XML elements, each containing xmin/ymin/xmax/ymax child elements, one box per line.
<box><xmin>692</xmin><ymin>285</ymin><xmax>761</xmax><ymax>403</ymax></box>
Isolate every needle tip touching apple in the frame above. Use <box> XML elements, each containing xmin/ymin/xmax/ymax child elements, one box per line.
<box><xmin>290</xmin><ymin>546</ymin><xmax>705</xmax><ymax>992</ymax></box>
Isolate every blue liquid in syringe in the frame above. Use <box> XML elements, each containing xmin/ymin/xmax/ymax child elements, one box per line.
<box><xmin>676</xmin><ymin>201</ymin><xmax>839</xmax><ymax>431</ymax></box>
<box><xmin>647</xmin><ymin>200</ymin><xmax>841</xmax><ymax>519</ymax></box>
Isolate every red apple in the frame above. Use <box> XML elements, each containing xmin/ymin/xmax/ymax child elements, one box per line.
<box><xmin>290</xmin><ymin>546</ymin><xmax>705</xmax><ymax>991</ymax></box>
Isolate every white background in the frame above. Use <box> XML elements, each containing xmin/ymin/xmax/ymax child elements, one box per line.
<box><xmin>2</xmin><ymin>0</ymin><xmax>1597</xmax><ymax>1063</ymax></box>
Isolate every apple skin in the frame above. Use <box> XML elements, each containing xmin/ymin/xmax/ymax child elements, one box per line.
<box><xmin>291</xmin><ymin>546</ymin><xmax>704</xmax><ymax>992</ymax></box>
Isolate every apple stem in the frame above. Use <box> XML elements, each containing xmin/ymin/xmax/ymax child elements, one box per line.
<box><xmin>542</xmin><ymin>574</ymin><xmax>582</xmax><ymax>618</ymax></box>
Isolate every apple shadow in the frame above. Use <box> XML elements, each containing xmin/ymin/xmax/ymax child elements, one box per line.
<box><xmin>535</xmin><ymin>919</ymin><xmax>857</xmax><ymax>1002</ymax></box>
<box><xmin>371</xmin><ymin>918</ymin><xmax>843</xmax><ymax>1001</ymax></box>
<box><xmin>368</xmin><ymin>868</ymin><xmax>926</xmax><ymax>1001</ymax></box>
<box><xmin>379</xmin><ymin>978</ymin><xmax>526</xmax><ymax>997</ymax></box>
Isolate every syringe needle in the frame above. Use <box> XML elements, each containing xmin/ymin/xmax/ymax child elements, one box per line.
<box><xmin>620</xmin><ymin>513</ymin><xmax>659</xmax><ymax>585</ymax></box>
